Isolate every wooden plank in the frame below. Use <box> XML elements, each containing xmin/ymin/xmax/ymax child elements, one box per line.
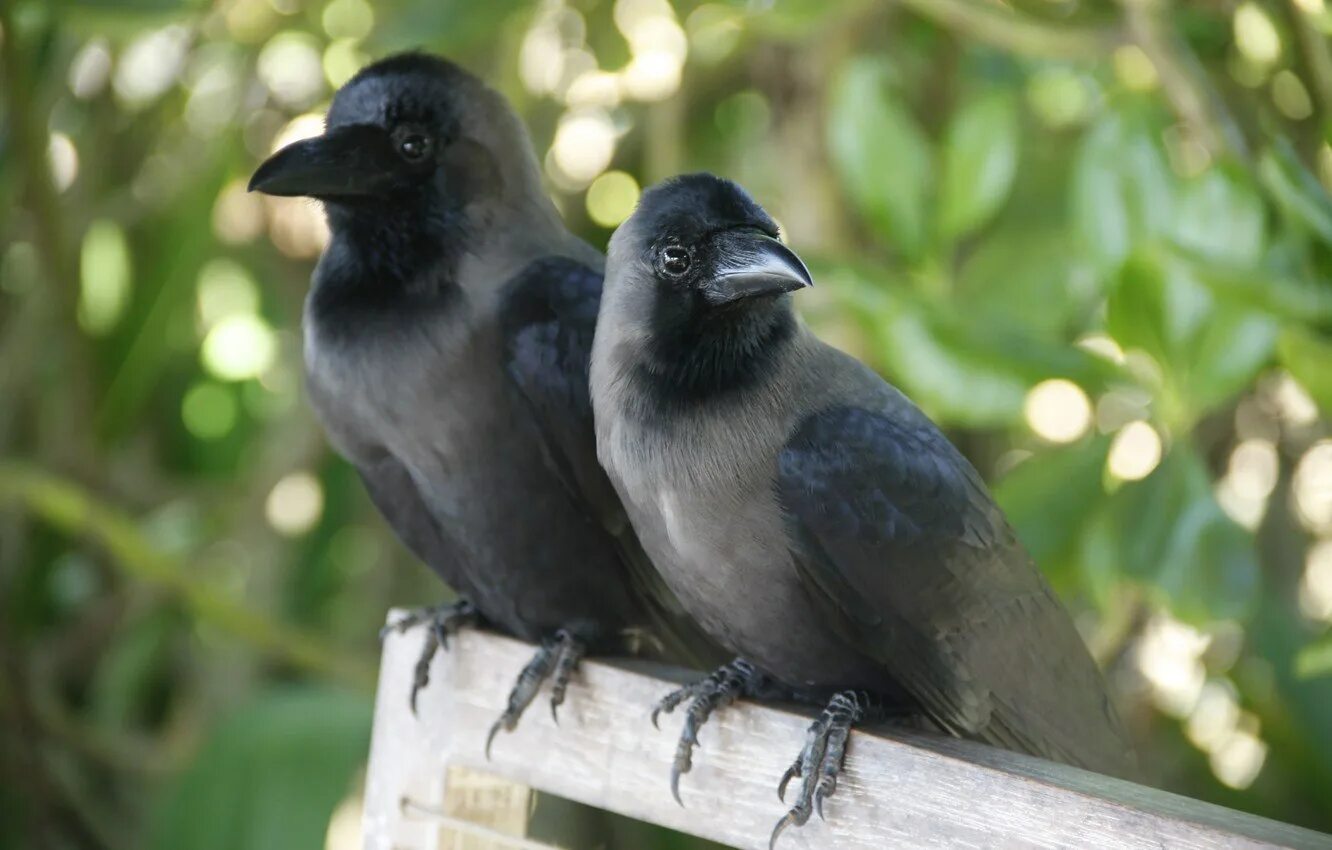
<box><xmin>362</xmin><ymin>615</ymin><xmax>1332</xmax><ymax>850</ymax></box>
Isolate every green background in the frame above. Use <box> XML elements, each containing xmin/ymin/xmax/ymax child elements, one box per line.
<box><xmin>3</xmin><ymin>0</ymin><xmax>1332</xmax><ymax>847</ymax></box>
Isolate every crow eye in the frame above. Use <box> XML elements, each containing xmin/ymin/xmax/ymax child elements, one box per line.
<box><xmin>661</xmin><ymin>246</ymin><xmax>691</xmax><ymax>276</ymax></box>
<box><xmin>398</xmin><ymin>133</ymin><xmax>431</xmax><ymax>162</ymax></box>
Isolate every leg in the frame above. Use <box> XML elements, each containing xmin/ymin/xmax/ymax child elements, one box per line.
<box><xmin>486</xmin><ymin>630</ymin><xmax>585</xmax><ymax>757</ymax></box>
<box><xmin>548</xmin><ymin>630</ymin><xmax>586</xmax><ymax>723</ymax></box>
<box><xmin>651</xmin><ymin>658</ymin><xmax>766</xmax><ymax>805</ymax></box>
<box><xmin>769</xmin><ymin>690</ymin><xmax>880</xmax><ymax>850</ymax></box>
<box><xmin>380</xmin><ymin>600</ymin><xmax>479</xmax><ymax>715</ymax></box>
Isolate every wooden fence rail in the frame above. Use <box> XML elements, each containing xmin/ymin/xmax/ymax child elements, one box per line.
<box><xmin>363</xmin><ymin>614</ymin><xmax>1332</xmax><ymax>850</ymax></box>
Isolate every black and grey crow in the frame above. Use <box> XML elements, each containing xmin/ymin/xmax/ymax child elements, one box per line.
<box><xmin>590</xmin><ymin>174</ymin><xmax>1137</xmax><ymax>845</ymax></box>
<box><xmin>249</xmin><ymin>54</ymin><xmax>716</xmax><ymax>748</ymax></box>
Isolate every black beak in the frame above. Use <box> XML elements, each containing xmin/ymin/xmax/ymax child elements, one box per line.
<box><xmin>704</xmin><ymin>229</ymin><xmax>814</xmax><ymax>307</ymax></box>
<box><xmin>248</xmin><ymin>124</ymin><xmax>401</xmax><ymax>199</ymax></box>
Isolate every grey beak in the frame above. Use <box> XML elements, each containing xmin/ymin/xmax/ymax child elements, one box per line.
<box><xmin>704</xmin><ymin>230</ymin><xmax>813</xmax><ymax>307</ymax></box>
<box><xmin>249</xmin><ymin>124</ymin><xmax>400</xmax><ymax>199</ymax></box>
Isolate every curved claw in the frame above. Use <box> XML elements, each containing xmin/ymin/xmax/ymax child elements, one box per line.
<box><xmin>409</xmin><ymin>683</ymin><xmax>422</xmax><ymax>718</ymax></box>
<box><xmin>651</xmin><ymin>705</ymin><xmax>665</xmax><ymax>730</ymax></box>
<box><xmin>777</xmin><ymin>764</ymin><xmax>799</xmax><ymax>802</ymax></box>
<box><xmin>550</xmin><ymin>698</ymin><xmax>562</xmax><ymax>725</ymax></box>
<box><xmin>814</xmin><ymin>775</ymin><xmax>836</xmax><ymax>820</ymax></box>
<box><xmin>768</xmin><ymin>812</ymin><xmax>796</xmax><ymax>850</ymax></box>
<box><xmin>484</xmin><ymin>719</ymin><xmax>505</xmax><ymax>760</ymax></box>
<box><xmin>669</xmin><ymin>766</ymin><xmax>685</xmax><ymax>807</ymax></box>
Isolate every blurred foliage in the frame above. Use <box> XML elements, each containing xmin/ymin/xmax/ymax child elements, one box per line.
<box><xmin>3</xmin><ymin>0</ymin><xmax>1332</xmax><ymax>847</ymax></box>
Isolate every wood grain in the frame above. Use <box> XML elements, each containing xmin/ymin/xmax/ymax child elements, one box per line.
<box><xmin>362</xmin><ymin>616</ymin><xmax>1332</xmax><ymax>850</ymax></box>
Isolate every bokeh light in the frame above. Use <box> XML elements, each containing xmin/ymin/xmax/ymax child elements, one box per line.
<box><xmin>1272</xmin><ymin>70</ymin><xmax>1313</xmax><ymax>120</ymax></box>
<box><xmin>1108</xmin><ymin>421</ymin><xmax>1163</xmax><ymax>481</ymax></box>
<box><xmin>197</xmin><ymin>259</ymin><xmax>261</xmax><ymax>330</ymax></box>
<box><xmin>257</xmin><ymin>31</ymin><xmax>325</xmax><ymax>108</ymax></box>
<box><xmin>551</xmin><ymin>109</ymin><xmax>617</xmax><ymax>185</ymax></box>
<box><xmin>68</xmin><ymin>38</ymin><xmax>112</xmax><ymax>99</ymax></box>
<box><xmin>321</xmin><ymin>0</ymin><xmax>374</xmax><ymax>41</ymax></box>
<box><xmin>266</xmin><ymin>471</ymin><xmax>325</xmax><ymax>536</ymax></box>
<box><xmin>213</xmin><ymin>179</ymin><xmax>267</xmax><ymax>245</ymax></box>
<box><xmin>1023</xmin><ymin>379</ymin><xmax>1092</xmax><ymax>444</ymax></box>
<box><xmin>1136</xmin><ymin>614</ymin><xmax>1210</xmax><ymax>717</ymax></box>
<box><xmin>1299</xmin><ymin>541</ymin><xmax>1332</xmax><ymax>622</ymax></box>
<box><xmin>585</xmin><ymin>170</ymin><xmax>641</xmax><ymax>228</ymax></box>
<box><xmin>1293</xmin><ymin>440</ymin><xmax>1332</xmax><ymax>532</ymax></box>
<box><xmin>1234</xmin><ymin>3</ymin><xmax>1281</xmax><ymax>66</ymax></box>
<box><xmin>1215</xmin><ymin>439</ymin><xmax>1279</xmax><ymax>530</ymax></box>
<box><xmin>202</xmin><ymin>315</ymin><xmax>278</xmax><ymax>381</ymax></box>
<box><xmin>323</xmin><ymin>39</ymin><xmax>367</xmax><ymax>87</ymax></box>
<box><xmin>47</xmin><ymin>133</ymin><xmax>78</xmax><ymax>192</ymax></box>
<box><xmin>182</xmin><ymin>381</ymin><xmax>239</xmax><ymax>440</ymax></box>
<box><xmin>1113</xmin><ymin>45</ymin><xmax>1159</xmax><ymax>91</ymax></box>
<box><xmin>114</xmin><ymin>25</ymin><xmax>191</xmax><ymax>107</ymax></box>
<box><xmin>1271</xmin><ymin>372</ymin><xmax>1319</xmax><ymax>426</ymax></box>
<box><xmin>78</xmin><ymin>220</ymin><xmax>131</xmax><ymax>335</ymax></box>
<box><xmin>1211</xmin><ymin>725</ymin><xmax>1268</xmax><ymax>790</ymax></box>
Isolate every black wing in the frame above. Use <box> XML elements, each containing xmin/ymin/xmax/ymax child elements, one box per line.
<box><xmin>498</xmin><ymin>257</ymin><xmax>627</xmax><ymax>531</ymax></box>
<box><xmin>778</xmin><ymin>404</ymin><xmax>1136</xmax><ymax>777</ymax></box>
<box><xmin>499</xmin><ymin>256</ymin><xmax>721</xmax><ymax>667</ymax></box>
<box><xmin>354</xmin><ymin>452</ymin><xmax>467</xmax><ymax>592</ymax></box>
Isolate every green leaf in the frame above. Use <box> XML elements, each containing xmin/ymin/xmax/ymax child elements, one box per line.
<box><xmin>150</xmin><ymin>687</ymin><xmax>372</xmax><ymax>850</ymax></box>
<box><xmin>1071</xmin><ymin>113</ymin><xmax>1174</xmax><ymax>272</ymax></box>
<box><xmin>1110</xmin><ymin>447</ymin><xmax>1259</xmax><ymax>624</ymax></box>
<box><xmin>1107</xmin><ymin>252</ymin><xmax>1276</xmax><ymax>417</ymax></box>
<box><xmin>1177</xmin><ymin>247</ymin><xmax>1332</xmax><ymax>324</ymax></box>
<box><xmin>1170</xmin><ymin>165</ymin><xmax>1266</xmax><ymax>266</ymax></box>
<box><xmin>872</xmin><ymin>295</ymin><xmax>1026</xmax><ymax>426</ymax></box>
<box><xmin>938</xmin><ymin>92</ymin><xmax>1019</xmax><ymax>241</ymax></box>
<box><xmin>956</xmin><ymin>219</ymin><xmax>1101</xmax><ymax>341</ymax></box>
<box><xmin>995</xmin><ymin>437</ymin><xmax>1111</xmax><ymax>588</ymax></box>
<box><xmin>1185</xmin><ymin>304</ymin><xmax>1278</xmax><ymax>411</ymax></box>
<box><xmin>1297</xmin><ymin>633</ymin><xmax>1332</xmax><ymax>678</ymax></box>
<box><xmin>1258</xmin><ymin>140</ymin><xmax>1332</xmax><ymax>246</ymax></box>
<box><xmin>828</xmin><ymin>58</ymin><xmax>933</xmax><ymax>259</ymax></box>
<box><xmin>1278</xmin><ymin>327</ymin><xmax>1332</xmax><ymax>415</ymax></box>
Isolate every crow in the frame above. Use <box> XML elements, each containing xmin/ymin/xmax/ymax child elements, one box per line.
<box><xmin>590</xmin><ymin>173</ymin><xmax>1137</xmax><ymax>845</ymax></box>
<box><xmin>250</xmin><ymin>54</ymin><xmax>717</xmax><ymax>750</ymax></box>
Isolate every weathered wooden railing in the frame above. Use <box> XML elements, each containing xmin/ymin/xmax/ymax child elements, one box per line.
<box><xmin>363</xmin><ymin>614</ymin><xmax>1332</xmax><ymax>849</ymax></box>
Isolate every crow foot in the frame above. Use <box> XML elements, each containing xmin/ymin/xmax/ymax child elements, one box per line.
<box><xmin>769</xmin><ymin>690</ymin><xmax>874</xmax><ymax>850</ymax></box>
<box><xmin>380</xmin><ymin>600</ymin><xmax>479</xmax><ymax>716</ymax></box>
<box><xmin>651</xmin><ymin>658</ymin><xmax>763</xmax><ymax>805</ymax></box>
<box><xmin>486</xmin><ymin>630</ymin><xmax>583</xmax><ymax>758</ymax></box>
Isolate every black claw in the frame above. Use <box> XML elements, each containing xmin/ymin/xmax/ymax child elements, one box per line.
<box><xmin>777</xmin><ymin>764</ymin><xmax>799</xmax><ymax>802</ymax></box>
<box><xmin>387</xmin><ymin>600</ymin><xmax>478</xmax><ymax>713</ymax></box>
<box><xmin>484</xmin><ymin>718</ymin><xmax>505</xmax><ymax>760</ymax></box>
<box><xmin>767</xmin><ymin>689</ymin><xmax>871</xmax><ymax>846</ymax></box>
<box><xmin>769</xmin><ymin>812</ymin><xmax>797</xmax><ymax>850</ymax></box>
<box><xmin>653</xmin><ymin>659</ymin><xmax>760</xmax><ymax>803</ymax></box>
<box><xmin>488</xmin><ymin>630</ymin><xmax>585</xmax><ymax>754</ymax></box>
<box><xmin>814</xmin><ymin>778</ymin><xmax>833</xmax><ymax>821</ymax></box>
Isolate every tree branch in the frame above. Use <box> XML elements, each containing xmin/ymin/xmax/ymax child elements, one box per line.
<box><xmin>0</xmin><ymin>462</ymin><xmax>377</xmax><ymax>691</ymax></box>
<box><xmin>894</xmin><ymin>0</ymin><xmax>1124</xmax><ymax>60</ymax></box>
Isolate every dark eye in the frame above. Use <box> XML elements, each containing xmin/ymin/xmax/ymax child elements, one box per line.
<box><xmin>398</xmin><ymin>133</ymin><xmax>431</xmax><ymax>162</ymax></box>
<box><xmin>661</xmin><ymin>245</ymin><xmax>691</xmax><ymax>276</ymax></box>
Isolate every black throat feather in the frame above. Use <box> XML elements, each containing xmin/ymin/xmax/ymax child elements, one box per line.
<box><xmin>637</xmin><ymin>290</ymin><xmax>796</xmax><ymax>411</ymax></box>
<box><xmin>308</xmin><ymin>198</ymin><xmax>467</xmax><ymax>337</ymax></box>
